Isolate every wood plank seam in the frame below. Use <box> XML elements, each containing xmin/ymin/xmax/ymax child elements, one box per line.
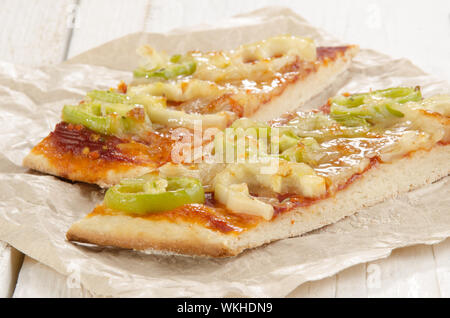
<box><xmin>63</xmin><ymin>0</ymin><xmax>81</xmax><ymax>61</ymax></box>
<box><xmin>431</xmin><ymin>246</ymin><xmax>443</xmax><ymax>297</ymax></box>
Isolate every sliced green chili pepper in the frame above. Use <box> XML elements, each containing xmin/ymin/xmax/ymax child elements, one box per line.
<box><xmin>330</xmin><ymin>102</ymin><xmax>405</xmax><ymax>127</ymax></box>
<box><xmin>331</xmin><ymin>94</ymin><xmax>366</xmax><ymax>108</ymax></box>
<box><xmin>169</xmin><ymin>54</ymin><xmax>182</xmax><ymax>63</ymax></box>
<box><xmin>133</xmin><ymin>61</ymin><xmax>197</xmax><ymax>80</ymax></box>
<box><xmin>87</xmin><ymin>90</ymin><xmax>129</xmax><ymax>104</ymax></box>
<box><xmin>331</xmin><ymin>87</ymin><xmax>422</xmax><ymax>108</ymax></box>
<box><xmin>330</xmin><ymin>104</ymin><xmax>372</xmax><ymax>127</ymax></box>
<box><xmin>329</xmin><ymin>113</ymin><xmax>371</xmax><ymax>127</ymax></box>
<box><xmin>214</xmin><ymin>124</ymin><xmax>279</xmax><ymax>163</ymax></box>
<box><xmin>280</xmin><ymin>137</ymin><xmax>322</xmax><ymax>165</ymax></box>
<box><xmin>278</xmin><ymin>132</ymin><xmax>300</xmax><ymax>152</ymax></box>
<box><xmin>62</xmin><ymin>102</ymin><xmax>145</xmax><ymax>136</ymax></box>
<box><xmin>329</xmin><ymin>87</ymin><xmax>420</xmax><ymax>127</ymax></box>
<box><xmin>385</xmin><ymin>104</ymin><xmax>405</xmax><ymax>118</ymax></box>
<box><xmin>373</xmin><ymin>87</ymin><xmax>422</xmax><ymax>104</ymax></box>
<box><xmin>62</xmin><ymin>104</ymin><xmax>110</xmax><ymax>135</ymax></box>
<box><xmin>104</xmin><ymin>176</ymin><xmax>205</xmax><ymax>214</ymax></box>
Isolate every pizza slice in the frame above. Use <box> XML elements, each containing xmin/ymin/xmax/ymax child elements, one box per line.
<box><xmin>66</xmin><ymin>87</ymin><xmax>450</xmax><ymax>257</ymax></box>
<box><xmin>23</xmin><ymin>35</ymin><xmax>358</xmax><ymax>187</ymax></box>
<box><xmin>130</xmin><ymin>35</ymin><xmax>359</xmax><ymax>124</ymax></box>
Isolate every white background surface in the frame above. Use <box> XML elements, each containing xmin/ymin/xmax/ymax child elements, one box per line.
<box><xmin>0</xmin><ymin>0</ymin><xmax>449</xmax><ymax>298</ymax></box>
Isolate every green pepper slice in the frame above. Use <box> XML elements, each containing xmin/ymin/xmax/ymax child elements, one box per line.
<box><xmin>280</xmin><ymin>137</ymin><xmax>322</xmax><ymax>165</ymax></box>
<box><xmin>62</xmin><ymin>98</ymin><xmax>148</xmax><ymax>137</ymax></box>
<box><xmin>278</xmin><ymin>131</ymin><xmax>300</xmax><ymax>152</ymax></box>
<box><xmin>385</xmin><ymin>104</ymin><xmax>405</xmax><ymax>117</ymax></box>
<box><xmin>104</xmin><ymin>176</ymin><xmax>205</xmax><ymax>214</ymax></box>
<box><xmin>133</xmin><ymin>61</ymin><xmax>196</xmax><ymax>80</ymax></box>
<box><xmin>331</xmin><ymin>87</ymin><xmax>422</xmax><ymax>108</ymax></box>
<box><xmin>329</xmin><ymin>87</ymin><xmax>421</xmax><ymax>127</ymax></box>
<box><xmin>62</xmin><ymin>104</ymin><xmax>110</xmax><ymax>135</ymax></box>
<box><xmin>87</xmin><ymin>90</ymin><xmax>129</xmax><ymax>104</ymax></box>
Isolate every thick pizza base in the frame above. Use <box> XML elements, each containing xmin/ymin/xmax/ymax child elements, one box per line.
<box><xmin>67</xmin><ymin>144</ymin><xmax>450</xmax><ymax>258</ymax></box>
<box><xmin>24</xmin><ymin>46</ymin><xmax>358</xmax><ymax>188</ymax></box>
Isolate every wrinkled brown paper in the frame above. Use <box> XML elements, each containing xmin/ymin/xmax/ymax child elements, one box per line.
<box><xmin>0</xmin><ymin>7</ymin><xmax>449</xmax><ymax>297</ymax></box>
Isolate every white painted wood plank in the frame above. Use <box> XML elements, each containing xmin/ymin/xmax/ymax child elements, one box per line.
<box><xmin>0</xmin><ymin>0</ymin><xmax>75</xmax><ymax>66</ymax></box>
<box><xmin>335</xmin><ymin>264</ymin><xmax>368</xmax><ymax>298</ymax></box>
<box><xmin>67</xmin><ymin>0</ymin><xmax>151</xmax><ymax>59</ymax></box>
<box><xmin>13</xmin><ymin>256</ymin><xmax>93</xmax><ymax>298</ymax></box>
<box><xmin>287</xmin><ymin>276</ymin><xmax>336</xmax><ymax>298</ymax></box>
<box><xmin>432</xmin><ymin>238</ymin><xmax>450</xmax><ymax>297</ymax></box>
<box><xmin>0</xmin><ymin>242</ymin><xmax>23</xmax><ymax>297</ymax></box>
<box><xmin>366</xmin><ymin>244</ymin><xmax>442</xmax><ymax>298</ymax></box>
<box><xmin>288</xmin><ymin>242</ymin><xmax>449</xmax><ymax>298</ymax></box>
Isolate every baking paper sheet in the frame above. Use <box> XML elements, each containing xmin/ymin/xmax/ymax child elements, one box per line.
<box><xmin>0</xmin><ymin>7</ymin><xmax>449</xmax><ymax>297</ymax></box>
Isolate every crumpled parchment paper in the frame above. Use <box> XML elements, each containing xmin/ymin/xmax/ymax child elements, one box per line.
<box><xmin>0</xmin><ymin>7</ymin><xmax>448</xmax><ymax>297</ymax></box>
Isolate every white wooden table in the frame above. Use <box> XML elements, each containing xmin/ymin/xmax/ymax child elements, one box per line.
<box><xmin>0</xmin><ymin>0</ymin><xmax>449</xmax><ymax>298</ymax></box>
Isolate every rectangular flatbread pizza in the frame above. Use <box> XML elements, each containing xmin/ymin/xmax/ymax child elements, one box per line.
<box><xmin>66</xmin><ymin>87</ymin><xmax>450</xmax><ymax>257</ymax></box>
<box><xmin>23</xmin><ymin>35</ymin><xmax>358</xmax><ymax>187</ymax></box>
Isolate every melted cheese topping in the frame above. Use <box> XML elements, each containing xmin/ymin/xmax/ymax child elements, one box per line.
<box><xmin>190</xmin><ymin>35</ymin><xmax>316</xmax><ymax>83</ymax></box>
<box><xmin>131</xmin><ymin>36</ymin><xmax>352</xmax><ymax>122</ymax></box>
<box><xmin>129</xmin><ymin>101</ymin><xmax>448</xmax><ymax>229</ymax></box>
